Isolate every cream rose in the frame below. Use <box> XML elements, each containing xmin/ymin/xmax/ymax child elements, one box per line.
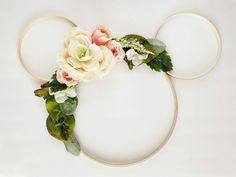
<box><xmin>57</xmin><ymin>27</ymin><xmax>116</xmax><ymax>82</ymax></box>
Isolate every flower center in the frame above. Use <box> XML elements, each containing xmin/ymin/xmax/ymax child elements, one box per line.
<box><xmin>111</xmin><ymin>47</ymin><xmax>118</xmax><ymax>57</ymax></box>
<box><xmin>63</xmin><ymin>72</ymin><xmax>73</xmax><ymax>82</ymax></box>
<box><xmin>78</xmin><ymin>48</ymin><xmax>87</xmax><ymax>58</ymax></box>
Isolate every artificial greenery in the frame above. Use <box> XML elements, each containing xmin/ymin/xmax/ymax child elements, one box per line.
<box><xmin>48</xmin><ymin>73</ymin><xmax>67</xmax><ymax>93</ymax></box>
<box><xmin>119</xmin><ymin>34</ymin><xmax>155</xmax><ymax>55</ymax></box>
<box><xmin>119</xmin><ymin>34</ymin><xmax>173</xmax><ymax>72</ymax></box>
<box><xmin>46</xmin><ymin>114</ymin><xmax>75</xmax><ymax>141</ymax></box>
<box><xmin>60</xmin><ymin>97</ymin><xmax>78</xmax><ymax>116</ymax></box>
<box><xmin>147</xmin><ymin>51</ymin><xmax>173</xmax><ymax>72</ymax></box>
<box><xmin>34</xmin><ymin>76</ymin><xmax>80</xmax><ymax>156</ymax></box>
<box><xmin>147</xmin><ymin>38</ymin><xmax>166</xmax><ymax>54</ymax></box>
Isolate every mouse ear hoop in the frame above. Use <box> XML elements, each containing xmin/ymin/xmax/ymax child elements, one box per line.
<box><xmin>154</xmin><ymin>12</ymin><xmax>222</xmax><ymax>80</ymax></box>
<box><xmin>17</xmin><ymin>16</ymin><xmax>77</xmax><ymax>82</ymax></box>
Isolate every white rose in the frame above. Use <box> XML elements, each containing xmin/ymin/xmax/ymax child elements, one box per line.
<box><xmin>126</xmin><ymin>49</ymin><xmax>148</xmax><ymax>66</ymax></box>
<box><xmin>57</xmin><ymin>27</ymin><xmax>115</xmax><ymax>82</ymax></box>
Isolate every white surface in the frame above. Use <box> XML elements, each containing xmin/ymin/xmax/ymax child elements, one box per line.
<box><xmin>22</xmin><ymin>19</ymin><xmax>74</xmax><ymax>80</ymax></box>
<box><xmin>0</xmin><ymin>0</ymin><xmax>236</xmax><ymax>177</ymax></box>
<box><xmin>76</xmin><ymin>63</ymin><xmax>175</xmax><ymax>164</ymax></box>
<box><xmin>157</xmin><ymin>14</ymin><xmax>218</xmax><ymax>77</ymax></box>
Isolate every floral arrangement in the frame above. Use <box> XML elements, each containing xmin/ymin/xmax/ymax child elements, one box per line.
<box><xmin>34</xmin><ymin>25</ymin><xmax>173</xmax><ymax>155</ymax></box>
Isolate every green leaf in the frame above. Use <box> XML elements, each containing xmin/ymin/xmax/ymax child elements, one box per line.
<box><xmin>147</xmin><ymin>38</ymin><xmax>166</xmax><ymax>54</ymax></box>
<box><xmin>119</xmin><ymin>34</ymin><xmax>155</xmax><ymax>55</ymax></box>
<box><xmin>64</xmin><ymin>134</ymin><xmax>80</xmax><ymax>156</ymax></box>
<box><xmin>46</xmin><ymin>114</ymin><xmax>75</xmax><ymax>141</ymax></box>
<box><xmin>119</xmin><ymin>34</ymin><xmax>158</xmax><ymax>66</ymax></box>
<box><xmin>143</xmin><ymin>53</ymin><xmax>156</xmax><ymax>64</ymax></box>
<box><xmin>34</xmin><ymin>88</ymin><xmax>49</xmax><ymax>99</ymax></box>
<box><xmin>49</xmin><ymin>73</ymin><xmax>67</xmax><ymax>93</ymax></box>
<box><xmin>34</xmin><ymin>81</ymin><xmax>50</xmax><ymax>99</ymax></box>
<box><xmin>40</xmin><ymin>81</ymin><xmax>49</xmax><ymax>88</ymax></box>
<box><xmin>45</xmin><ymin>95</ymin><xmax>76</xmax><ymax>141</ymax></box>
<box><xmin>147</xmin><ymin>51</ymin><xmax>173</xmax><ymax>72</ymax></box>
<box><xmin>60</xmin><ymin>97</ymin><xmax>78</xmax><ymax>116</ymax></box>
<box><xmin>46</xmin><ymin>116</ymin><xmax>63</xmax><ymax>141</ymax></box>
<box><xmin>45</xmin><ymin>96</ymin><xmax>61</xmax><ymax>119</ymax></box>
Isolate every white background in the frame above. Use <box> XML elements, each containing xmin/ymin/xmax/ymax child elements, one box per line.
<box><xmin>0</xmin><ymin>0</ymin><xmax>236</xmax><ymax>177</ymax></box>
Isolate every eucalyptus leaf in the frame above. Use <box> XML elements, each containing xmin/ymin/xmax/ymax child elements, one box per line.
<box><xmin>147</xmin><ymin>38</ymin><xmax>166</xmax><ymax>54</ymax></box>
<box><xmin>45</xmin><ymin>96</ymin><xmax>62</xmax><ymax>120</ymax></box>
<box><xmin>64</xmin><ymin>134</ymin><xmax>80</xmax><ymax>156</ymax></box>
<box><xmin>46</xmin><ymin>115</ymin><xmax>75</xmax><ymax>141</ymax></box>
<box><xmin>60</xmin><ymin>97</ymin><xmax>78</xmax><ymax>116</ymax></box>
<box><xmin>46</xmin><ymin>116</ymin><xmax>64</xmax><ymax>141</ymax></box>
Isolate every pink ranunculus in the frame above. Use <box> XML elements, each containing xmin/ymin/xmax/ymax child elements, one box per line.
<box><xmin>91</xmin><ymin>25</ymin><xmax>112</xmax><ymax>46</ymax></box>
<box><xmin>107</xmin><ymin>40</ymin><xmax>125</xmax><ymax>61</ymax></box>
<box><xmin>56</xmin><ymin>69</ymin><xmax>78</xmax><ymax>87</ymax></box>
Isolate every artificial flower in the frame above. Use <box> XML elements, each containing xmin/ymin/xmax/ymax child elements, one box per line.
<box><xmin>126</xmin><ymin>49</ymin><xmax>148</xmax><ymax>66</ymax></box>
<box><xmin>57</xmin><ymin>27</ymin><xmax>115</xmax><ymax>82</ymax></box>
<box><xmin>49</xmin><ymin>87</ymin><xmax>77</xmax><ymax>103</ymax></box>
<box><xmin>56</xmin><ymin>69</ymin><xmax>78</xmax><ymax>87</ymax></box>
<box><xmin>106</xmin><ymin>40</ymin><xmax>125</xmax><ymax>61</ymax></box>
<box><xmin>91</xmin><ymin>25</ymin><xmax>112</xmax><ymax>45</ymax></box>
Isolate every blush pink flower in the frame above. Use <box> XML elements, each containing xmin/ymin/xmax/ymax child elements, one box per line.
<box><xmin>106</xmin><ymin>40</ymin><xmax>125</xmax><ymax>61</ymax></box>
<box><xmin>56</xmin><ymin>69</ymin><xmax>78</xmax><ymax>87</ymax></box>
<box><xmin>92</xmin><ymin>25</ymin><xmax>112</xmax><ymax>46</ymax></box>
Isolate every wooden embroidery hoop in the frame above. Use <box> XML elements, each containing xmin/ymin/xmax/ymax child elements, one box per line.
<box><xmin>17</xmin><ymin>12</ymin><xmax>221</xmax><ymax>166</ymax></box>
<box><xmin>154</xmin><ymin>12</ymin><xmax>222</xmax><ymax>80</ymax></box>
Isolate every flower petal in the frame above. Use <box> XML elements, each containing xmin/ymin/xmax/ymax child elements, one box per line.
<box><xmin>133</xmin><ymin>58</ymin><xmax>143</xmax><ymax>66</ymax></box>
<box><xmin>89</xmin><ymin>44</ymin><xmax>103</xmax><ymax>61</ymax></box>
<box><xmin>126</xmin><ymin>49</ymin><xmax>138</xmax><ymax>61</ymax></box>
<box><xmin>81</xmin><ymin>59</ymin><xmax>99</xmax><ymax>71</ymax></box>
<box><xmin>55</xmin><ymin>92</ymin><xmax>67</xmax><ymax>103</ymax></box>
<box><xmin>65</xmin><ymin>87</ymin><xmax>77</xmax><ymax>98</ymax></box>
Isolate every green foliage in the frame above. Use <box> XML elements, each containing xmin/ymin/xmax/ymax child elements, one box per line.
<box><xmin>34</xmin><ymin>81</ymin><xmax>50</xmax><ymax>99</ymax></box>
<box><xmin>60</xmin><ymin>97</ymin><xmax>78</xmax><ymax>116</ymax></box>
<box><xmin>34</xmin><ymin>88</ymin><xmax>49</xmax><ymax>99</ymax></box>
<box><xmin>119</xmin><ymin>34</ymin><xmax>155</xmax><ymax>55</ymax></box>
<box><xmin>147</xmin><ymin>51</ymin><xmax>173</xmax><ymax>72</ymax></box>
<box><xmin>147</xmin><ymin>38</ymin><xmax>166</xmax><ymax>54</ymax></box>
<box><xmin>119</xmin><ymin>34</ymin><xmax>158</xmax><ymax>69</ymax></box>
<box><xmin>64</xmin><ymin>134</ymin><xmax>81</xmax><ymax>156</ymax></box>
<box><xmin>40</xmin><ymin>81</ymin><xmax>49</xmax><ymax>88</ymax></box>
<box><xmin>45</xmin><ymin>95</ymin><xmax>78</xmax><ymax>142</ymax></box>
<box><xmin>46</xmin><ymin>114</ymin><xmax>75</xmax><ymax>141</ymax></box>
<box><xmin>48</xmin><ymin>73</ymin><xmax>67</xmax><ymax>93</ymax></box>
<box><xmin>45</xmin><ymin>96</ymin><xmax>62</xmax><ymax>119</ymax></box>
